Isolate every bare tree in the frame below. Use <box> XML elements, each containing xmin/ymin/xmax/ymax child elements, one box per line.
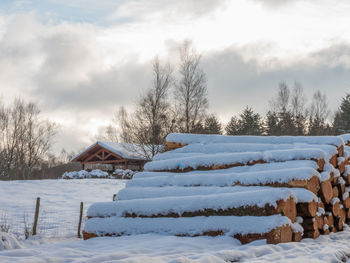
<box><xmin>290</xmin><ymin>82</ymin><xmax>308</xmax><ymax>135</ymax></box>
<box><xmin>175</xmin><ymin>41</ymin><xmax>208</xmax><ymax>133</ymax></box>
<box><xmin>308</xmin><ymin>90</ymin><xmax>330</xmax><ymax>135</ymax></box>
<box><xmin>118</xmin><ymin>57</ymin><xmax>174</xmax><ymax>159</ymax></box>
<box><xmin>0</xmin><ymin>98</ymin><xmax>56</xmax><ymax>179</ymax></box>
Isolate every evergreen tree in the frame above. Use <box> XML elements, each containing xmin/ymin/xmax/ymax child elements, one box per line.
<box><xmin>333</xmin><ymin>94</ymin><xmax>350</xmax><ymax>134</ymax></box>
<box><xmin>225</xmin><ymin>116</ymin><xmax>240</xmax><ymax>135</ymax></box>
<box><xmin>265</xmin><ymin>110</ymin><xmax>280</xmax><ymax>135</ymax></box>
<box><xmin>203</xmin><ymin>115</ymin><xmax>222</xmax><ymax>134</ymax></box>
<box><xmin>226</xmin><ymin>107</ymin><xmax>263</xmax><ymax>135</ymax></box>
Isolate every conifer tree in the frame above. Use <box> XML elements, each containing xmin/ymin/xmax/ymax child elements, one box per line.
<box><xmin>333</xmin><ymin>94</ymin><xmax>350</xmax><ymax>134</ymax></box>
<box><xmin>226</xmin><ymin>107</ymin><xmax>263</xmax><ymax>135</ymax></box>
<box><xmin>203</xmin><ymin>115</ymin><xmax>222</xmax><ymax>134</ymax></box>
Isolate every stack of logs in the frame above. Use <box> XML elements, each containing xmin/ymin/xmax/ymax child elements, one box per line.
<box><xmin>163</xmin><ymin>135</ymin><xmax>350</xmax><ymax>241</ymax></box>
<box><xmin>82</xmin><ymin>134</ymin><xmax>350</xmax><ymax>244</ymax></box>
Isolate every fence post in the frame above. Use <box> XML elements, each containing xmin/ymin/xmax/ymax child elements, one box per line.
<box><xmin>77</xmin><ymin>202</ymin><xmax>83</xmax><ymax>238</ymax></box>
<box><xmin>32</xmin><ymin>197</ymin><xmax>40</xmax><ymax>236</ymax></box>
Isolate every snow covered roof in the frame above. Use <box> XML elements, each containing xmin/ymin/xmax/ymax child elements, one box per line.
<box><xmin>71</xmin><ymin>141</ymin><xmax>148</xmax><ymax>162</ymax></box>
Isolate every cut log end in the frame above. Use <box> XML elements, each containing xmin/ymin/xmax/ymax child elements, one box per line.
<box><xmin>234</xmin><ymin>225</ymin><xmax>293</xmax><ymax>244</ymax></box>
<box><xmin>165</xmin><ymin>141</ymin><xmax>187</xmax><ymax>151</ymax></box>
<box><xmin>320</xmin><ymin>180</ymin><xmax>333</xmax><ymax>204</ymax></box>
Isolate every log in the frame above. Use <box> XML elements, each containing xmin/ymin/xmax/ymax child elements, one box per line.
<box><xmin>315</xmin><ymin>215</ymin><xmax>324</xmax><ymax>230</ymax></box>
<box><xmin>318</xmin><ymin>201</ymin><xmax>325</xmax><ymax>210</ymax></box>
<box><xmin>330</xmin><ymin>226</ymin><xmax>337</xmax><ymax>233</ymax></box>
<box><xmin>296</xmin><ymin>201</ymin><xmax>318</xmax><ymax>217</ymax></box>
<box><xmin>329</xmin><ymin>172</ymin><xmax>335</xmax><ymax>184</ymax></box>
<box><xmin>323</xmin><ymin>216</ymin><xmax>329</xmax><ymax>226</ymax></box>
<box><xmin>330</xmin><ymin>154</ymin><xmax>338</xmax><ymax>168</ymax></box>
<box><xmin>303</xmin><ymin>229</ymin><xmax>320</xmax><ymax>239</ymax></box>
<box><xmin>320</xmin><ymin>180</ymin><xmax>333</xmax><ymax>204</ymax></box>
<box><xmin>343</xmin><ymin>172</ymin><xmax>350</xmax><ymax>184</ymax></box>
<box><xmin>321</xmin><ymin>226</ymin><xmax>330</xmax><ymax>235</ymax></box>
<box><xmin>288</xmin><ymin>176</ymin><xmax>320</xmax><ymax>195</ymax></box>
<box><xmin>338</xmin><ymin>160</ymin><xmax>345</xmax><ymax>174</ymax></box>
<box><xmin>292</xmin><ymin>231</ymin><xmax>303</xmax><ymax>242</ymax></box>
<box><xmin>333</xmin><ymin>186</ymin><xmax>339</xmax><ymax>199</ymax></box>
<box><xmin>84</xmin><ymin>226</ymin><xmax>293</xmax><ymax>244</ymax></box>
<box><xmin>233</xmin><ymin>225</ymin><xmax>293</xmax><ymax>244</ymax></box>
<box><xmin>325</xmin><ymin>201</ymin><xmax>340</xmax><ymax>217</ymax></box>
<box><xmin>343</xmin><ymin>197</ymin><xmax>350</xmax><ymax>209</ymax></box>
<box><xmin>165</xmin><ymin>142</ymin><xmax>187</xmax><ymax>151</ymax></box>
<box><xmin>234</xmin><ymin>176</ymin><xmax>319</xmax><ymax>195</ymax></box>
<box><xmin>126</xmin><ymin>197</ymin><xmax>297</xmax><ymax>223</ymax></box>
<box><xmin>338</xmin><ymin>145</ymin><xmax>344</xmax><ymax>157</ymax></box>
<box><xmin>154</xmin><ymin>158</ymin><xmax>325</xmax><ymax>173</ymax></box>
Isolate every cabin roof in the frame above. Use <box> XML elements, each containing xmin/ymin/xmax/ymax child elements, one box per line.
<box><xmin>71</xmin><ymin>141</ymin><xmax>148</xmax><ymax>162</ymax></box>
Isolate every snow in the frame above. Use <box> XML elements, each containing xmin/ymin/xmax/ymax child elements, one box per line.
<box><xmin>62</xmin><ymin>169</ymin><xmax>110</xmax><ymax>179</ymax></box>
<box><xmin>339</xmin><ymin>133</ymin><xmax>350</xmax><ymax>143</ymax></box>
<box><xmin>0</xmin><ymin>179</ymin><xmax>126</xmax><ymax>238</ymax></box>
<box><xmin>117</xmin><ymin>186</ymin><xmax>318</xmax><ymax>203</ymax></box>
<box><xmin>128</xmin><ymin>168</ymin><xmax>319</xmax><ymax>190</ymax></box>
<box><xmin>331</xmin><ymin>197</ymin><xmax>340</xmax><ymax>205</ymax></box>
<box><xmin>134</xmin><ymin>160</ymin><xmax>320</xmax><ymax>179</ymax></box>
<box><xmin>338</xmin><ymin>156</ymin><xmax>346</xmax><ymax>166</ymax></box>
<box><xmin>4</xmin><ymin>230</ymin><xmax>350</xmax><ymax>262</ymax></box>
<box><xmin>156</xmin><ymin>142</ymin><xmax>338</xmax><ymax>161</ymax></box>
<box><xmin>167</xmin><ymin>133</ymin><xmax>344</xmax><ymax>147</ymax></box>
<box><xmin>113</xmin><ymin>169</ymin><xmax>136</xmax><ymax>179</ymax></box>
<box><xmin>87</xmin><ymin>188</ymin><xmax>294</xmax><ymax>218</ymax></box>
<box><xmin>345</xmin><ymin>165</ymin><xmax>350</xmax><ymax>175</ymax></box>
<box><xmin>145</xmin><ymin>149</ymin><xmax>324</xmax><ymax>171</ymax></box>
<box><xmin>338</xmin><ymin>177</ymin><xmax>346</xmax><ymax>185</ymax></box>
<box><xmin>3</xmin><ymin>179</ymin><xmax>350</xmax><ymax>262</ymax></box>
<box><xmin>0</xmin><ymin>232</ymin><xmax>22</xmax><ymax>251</ymax></box>
<box><xmin>84</xmin><ymin>215</ymin><xmax>292</xmax><ymax>236</ymax></box>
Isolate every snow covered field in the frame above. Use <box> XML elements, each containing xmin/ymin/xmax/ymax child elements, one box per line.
<box><xmin>2</xmin><ymin>179</ymin><xmax>350</xmax><ymax>262</ymax></box>
<box><xmin>0</xmin><ymin>179</ymin><xmax>126</xmax><ymax>238</ymax></box>
<box><xmin>2</xmin><ymin>229</ymin><xmax>350</xmax><ymax>262</ymax></box>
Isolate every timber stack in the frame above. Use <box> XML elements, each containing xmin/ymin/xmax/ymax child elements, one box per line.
<box><xmin>83</xmin><ymin>133</ymin><xmax>350</xmax><ymax>244</ymax></box>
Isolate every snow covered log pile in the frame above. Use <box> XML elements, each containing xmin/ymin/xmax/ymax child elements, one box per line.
<box><xmin>83</xmin><ymin>133</ymin><xmax>350</xmax><ymax>244</ymax></box>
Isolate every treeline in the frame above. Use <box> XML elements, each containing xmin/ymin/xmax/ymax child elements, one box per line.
<box><xmin>0</xmin><ymin>99</ymin><xmax>56</xmax><ymax>179</ymax></box>
<box><xmin>111</xmin><ymin>42</ymin><xmax>350</xmax><ymax>159</ymax></box>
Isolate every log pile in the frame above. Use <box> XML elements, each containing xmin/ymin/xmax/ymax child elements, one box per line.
<box><xmin>83</xmin><ymin>133</ymin><xmax>350</xmax><ymax>244</ymax></box>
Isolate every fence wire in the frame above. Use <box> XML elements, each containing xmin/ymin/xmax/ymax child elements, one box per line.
<box><xmin>0</xmin><ymin>200</ymin><xmax>86</xmax><ymax>239</ymax></box>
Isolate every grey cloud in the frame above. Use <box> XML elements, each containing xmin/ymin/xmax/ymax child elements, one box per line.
<box><xmin>202</xmin><ymin>44</ymin><xmax>350</xmax><ymax>119</ymax></box>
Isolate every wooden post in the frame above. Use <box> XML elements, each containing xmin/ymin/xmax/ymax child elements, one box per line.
<box><xmin>32</xmin><ymin>197</ymin><xmax>40</xmax><ymax>236</ymax></box>
<box><xmin>78</xmin><ymin>202</ymin><xmax>83</xmax><ymax>238</ymax></box>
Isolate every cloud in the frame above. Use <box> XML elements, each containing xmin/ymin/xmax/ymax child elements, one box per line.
<box><xmin>1</xmin><ymin>10</ymin><xmax>350</xmax><ymax>153</ymax></box>
<box><xmin>110</xmin><ymin>0</ymin><xmax>229</xmax><ymax>22</ymax></box>
<box><xmin>250</xmin><ymin>0</ymin><xmax>312</xmax><ymax>8</ymax></box>
<box><xmin>202</xmin><ymin>43</ymin><xmax>350</xmax><ymax>121</ymax></box>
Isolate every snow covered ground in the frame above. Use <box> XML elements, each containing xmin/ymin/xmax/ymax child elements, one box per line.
<box><xmin>2</xmin><ymin>229</ymin><xmax>350</xmax><ymax>262</ymax></box>
<box><xmin>0</xmin><ymin>179</ymin><xmax>126</xmax><ymax>238</ymax></box>
<box><xmin>2</xmin><ymin>179</ymin><xmax>350</xmax><ymax>262</ymax></box>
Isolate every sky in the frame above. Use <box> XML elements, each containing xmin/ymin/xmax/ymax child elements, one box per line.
<box><xmin>1</xmin><ymin>0</ymin><xmax>350</xmax><ymax>153</ymax></box>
